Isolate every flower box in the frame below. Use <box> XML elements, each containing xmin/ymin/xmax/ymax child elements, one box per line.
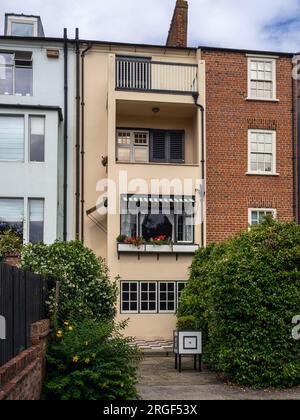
<box><xmin>145</xmin><ymin>244</ymin><xmax>173</xmax><ymax>253</ymax></box>
<box><xmin>117</xmin><ymin>244</ymin><xmax>146</xmax><ymax>253</ymax></box>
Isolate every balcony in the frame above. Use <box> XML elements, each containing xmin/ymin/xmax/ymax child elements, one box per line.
<box><xmin>116</xmin><ymin>57</ymin><xmax>198</xmax><ymax>95</ymax></box>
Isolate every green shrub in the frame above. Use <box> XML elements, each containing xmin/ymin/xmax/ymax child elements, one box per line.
<box><xmin>0</xmin><ymin>230</ymin><xmax>23</xmax><ymax>256</ymax></box>
<box><xmin>178</xmin><ymin>219</ymin><xmax>300</xmax><ymax>388</ymax></box>
<box><xmin>20</xmin><ymin>241</ymin><xmax>117</xmax><ymax>323</ymax></box>
<box><xmin>176</xmin><ymin>315</ymin><xmax>198</xmax><ymax>330</ymax></box>
<box><xmin>43</xmin><ymin>319</ymin><xmax>140</xmax><ymax>400</ymax></box>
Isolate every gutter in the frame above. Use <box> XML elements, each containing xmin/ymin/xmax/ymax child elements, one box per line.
<box><xmin>192</xmin><ymin>92</ymin><xmax>205</xmax><ymax>248</ymax></box>
<box><xmin>80</xmin><ymin>42</ymin><xmax>93</xmax><ymax>243</ymax></box>
<box><xmin>63</xmin><ymin>28</ymin><xmax>68</xmax><ymax>241</ymax></box>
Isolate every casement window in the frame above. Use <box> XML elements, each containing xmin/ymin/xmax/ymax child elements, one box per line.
<box><xmin>29</xmin><ymin>199</ymin><xmax>44</xmax><ymax>243</ymax></box>
<box><xmin>29</xmin><ymin>116</ymin><xmax>45</xmax><ymax>162</ymax></box>
<box><xmin>121</xmin><ymin>282</ymin><xmax>138</xmax><ymax>313</ymax></box>
<box><xmin>0</xmin><ymin>115</ymin><xmax>24</xmax><ymax>161</ymax></box>
<box><xmin>0</xmin><ymin>198</ymin><xmax>24</xmax><ymax>237</ymax></box>
<box><xmin>249</xmin><ymin>208</ymin><xmax>276</xmax><ymax>226</ymax></box>
<box><xmin>248</xmin><ymin>130</ymin><xmax>276</xmax><ymax>174</ymax></box>
<box><xmin>117</xmin><ymin>130</ymin><xmax>149</xmax><ymax>163</ymax></box>
<box><xmin>6</xmin><ymin>16</ymin><xmax>38</xmax><ymax>37</ymax></box>
<box><xmin>177</xmin><ymin>282</ymin><xmax>187</xmax><ymax>307</ymax></box>
<box><xmin>121</xmin><ymin>281</ymin><xmax>188</xmax><ymax>314</ymax></box>
<box><xmin>0</xmin><ymin>51</ymin><xmax>33</xmax><ymax>96</ymax></box>
<box><xmin>248</xmin><ymin>57</ymin><xmax>276</xmax><ymax>100</ymax></box>
<box><xmin>120</xmin><ymin>195</ymin><xmax>195</xmax><ymax>244</ymax></box>
<box><xmin>116</xmin><ymin>129</ymin><xmax>185</xmax><ymax>164</ymax></box>
<box><xmin>116</xmin><ymin>56</ymin><xmax>151</xmax><ymax>90</ymax></box>
<box><xmin>140</xmin><ymin>282</ymin><xmax>157</xmax><ymax>313</ymax></box>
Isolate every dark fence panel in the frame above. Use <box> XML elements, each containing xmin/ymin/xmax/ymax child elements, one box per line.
<box><xmin>0</xmin><ymin>264</ymin><xmax>47</xmax><ymax>367</ymax></box>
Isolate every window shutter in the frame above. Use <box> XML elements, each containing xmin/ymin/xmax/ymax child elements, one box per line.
<box><xmin>150</xmin><ymin>130</ymin><xmax>167</xmax><ymax>162</ymax></box>
<box><xmin>169</xmin><ymin>131</ymin><xmax>185</xmax><ymax>163</ymax></box>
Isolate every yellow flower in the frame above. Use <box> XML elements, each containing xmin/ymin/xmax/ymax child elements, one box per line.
<box><xmin>85</xmin><ymin>358</ymin><xmax>91</xmax><ymax>364</ymax></box>
<box><xmin>85</xmin><ymin>341</ymin><xmax>89</xmax><ymax>346</ymax></box>
<box><xmin>72</xmin><ymin>356</ymin><xmax>79</xmax><ymax>363</ymax></box>
<box><xmin>64</xmin><ymin>321</ymin><xmax>69</xmax><ymax>326</ymax></box>
<box><xmin>68</xmin><ymin>326</ymin><xmax>73</xmax><ymax>331</ymax></box>
<box><xmin>92</xmin><ymin>353</ymin><xmax>96</xmax><ymax>359</ymax></box>
<box><xmin>56</xmin><ymin>330</ymin><xmax>63</xmax><ymax>338</ymax></box>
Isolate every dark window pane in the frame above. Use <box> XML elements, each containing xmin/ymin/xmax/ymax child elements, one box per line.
<box><xmin>131</xmin><ymin>283</ymin><xmax>137</xmax><ymax>292</ymax></box>
<box><xmin>142</xmin><ymin>214</ymin><xmax>172</xmax><ymax>241</ymax></box>
<box><xmin>149</xmin><ymin>283</ymin><xmax>156</xmax><ymax>292</ymax></box>
<box><xmin>168</xmin><ymin>283</ymin><xmax>175</xmax><ymax>291</ymax></box>
<box><xmin>131</xmin><ymin>302</ymin><xmax>137</xmax><ymax>311</ymax></box>
<box><xmin>122</xmin><ymin>283</ymin><xmax>129</xmax><ymax>292</ymax></box>
<box><xmin>15</xmin><ymin>66</ymin><xmax>32</xmax><ymax>96</ymax></box>
<box><xmin>130</xmin><ymin>292</ymin><xmax>137</xmax><ymax>301</ymax></box>
<box><xmin>168</xmin><ymin>302</ymin><xmax>175</xmax><ymax>311</ymax></box>
<box><xmin>141</xmin><ymin>292</ymin><xmax>148</xmax><ymax>301</ymax></box>
<box><xmin>29</xmin><ymin>221</ymin><xmax>43</xmax><ymax>243</ymax></box>
<box><xmin>122</xmin><ymin>302</ymin><xmax>129</xmax><ymax>311</ymax></box>
<box><xmin>160</xmin><ymin>302</ymin><xmax>167</xmax><ymax>311</ymax></box>
<box><xmin>30</xmin><ymin>135</ymin><xmax>44</xmax><ymax>161</ymax></box>
<box><xmin>141</xmin><ymin>302</ymin><xmax>148</xmax><ymax>311</ymax></box>
<box><xmin>149</xmin><ymin>302</ymin><xmax>156</xmax><ymax>311</ymax></box>
<box><xmin>141</xmin><ymin>284</ymin><xmax>148</xmax><ymax>292</ymax></box>
<box><xmin>149</xmin><ymin>292</ymin><xmax>156</xmax><ymax>301</ymax></box>
<box><xmin>168</xmin><ymin>292</ymin><xmax>175</xmax><ymax>300</ymax></box>
<box><xmin>122</xmin><ymin>292</ymin><xmax>129</xmax><ymax>301</ymax></box>
<box><xmin>160</xmin><ymin>292</ymin><xmax>166</xmax><ymax>301</ymax></box>
<box><xmin>0</xmin><ymin>221</ymin><xmax>23</xmax><ymax>237</ymax></box>
<box><xmin>160</xmin><ymin>283</ymin><xmax>166</xmax><ymax>291</ymax></box>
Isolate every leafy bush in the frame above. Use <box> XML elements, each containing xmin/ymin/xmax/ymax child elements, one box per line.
<box><xmin>43</xmin><ymin>319</ymin><xmax>140</xmax><ymax>400</ymax></box>
<box><xmin>177</xmin><ymin>315</ymin><xmax>198</xmax><ymax>330</ymax></box>
<box><xmin>178</xmin><ymin>219</ymin><xmax>300</xmax><ymax>388</ymax></box>
<box><xmin>20</xmin><ymin>241</ymin><xmax>117</xmax><ymax>323</ymax></box>
<box><xmin>0</xmin><ymin>230</ymin><xmax>23</xmax><ymax>256</ymax></box>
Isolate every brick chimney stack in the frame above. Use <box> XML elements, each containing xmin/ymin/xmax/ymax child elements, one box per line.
<box><xmin>166</xmin><ymin>0</ymin><xmax>188</xmax><ymax>48</ymax></box>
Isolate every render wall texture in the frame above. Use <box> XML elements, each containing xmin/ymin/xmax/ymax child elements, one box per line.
<box><xmin>201</xmin><ymin>50</ymin><xmax>297</xmax><ymax>243</ymax></box>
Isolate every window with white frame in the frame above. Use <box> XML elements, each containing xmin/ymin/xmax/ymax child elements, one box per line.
<box><xmin>29</xmin><ymin>198</ymin><xmax>44</xmax><ymax>243</ymax></box>
<box><xmin>117</xmin><ymin>129</ymin><xmax>149</xmax><ymax>163</ymax></box>
<box><xmin>248</xmin><ymin>57</ymin><xmax>276</xmax><ymax>100</ymax></box>
<box><xmin>6</xmin><ymin>16</ymin><xmax>38</xmax><ymax>37</ymax></box>
<box><xmin>248</xmin><ymin>130</ymin><xmax>276</xmax><ymax>174</ymax></box>
<box><xmin>159</xmin><ymin>282</ymin><xmax>175</xmax><ymax>313</ymax></box>
<box><xmin>0</xmin><ymin>51</ymin><xmax>33</xmax><ymax>96</ymax></box>
<box><xmin>249</xmin><ymin>209</ymin><xmax>276</xmax><ymax>226</ymax></box>
<box><xmin>121</xmin><ymin>281</ymin><xmax>187</xmax><ymax>314</ymax></box>
<box><xmin>121</xmin><ymin>282</ymin><xmax>138</xmax><ymax>313</ymax></box>
<box><xmin>0</xmin><ymin>115</ymin><xmax>24</xmax><ymax>161</ymax></box>
<box><xmin>29</xmin><ymin>116</ymin><xmax>45</xmax><ymax>162</ymax></box>
<box><xmin>0</xmin><ymin>198</ymin><xmax>24</xmax><ymax>237</ymax></box>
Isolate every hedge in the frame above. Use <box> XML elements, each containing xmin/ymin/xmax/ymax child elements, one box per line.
<box><xmin>178</xmin><ymin>218</ymin><xmax>300</xmax><ymax>388</ymax></box>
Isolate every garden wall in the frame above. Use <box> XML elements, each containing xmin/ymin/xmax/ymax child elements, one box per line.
<box><xmin>0</xmin><ymin>319</ymin><xmax>50</xmax><ymax>400</ymax></box>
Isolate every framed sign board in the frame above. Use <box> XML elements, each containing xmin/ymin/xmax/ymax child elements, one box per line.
<box><xmin>174</xmin><ymin>330</ymin><xmax>202</xmax><ymax>355</ymax></box>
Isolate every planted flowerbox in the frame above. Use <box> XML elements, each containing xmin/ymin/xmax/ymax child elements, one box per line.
<box><xmin>145</xmin><ymin>244</ymin><xmax>173</xmax><ymax>253</ymax></box>
<box><xmin>117</xmin><ymin>243</ymin><xmax>146</xmax><ymax>253</ymax></box>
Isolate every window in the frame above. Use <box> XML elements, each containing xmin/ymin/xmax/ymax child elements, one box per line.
<box><xmin>29</xmin><ymin>199</ymin><xmax>44</xmax><ymax>243</ymax></box>
<box><xmin>248</xmin><ymin>130</ymin><xmax>276</xmax><ymax>174</ymax></box>
<box><xmin>177</xmin><ymin>282</ymin><xmax>187</xmax><ymax>307</ymax></box>
<box><xmin>150</xmin><ymin>130</ymin><xmax>185</xmax><ymax>163</ymax></box>
<box><xmin>159</xmin><ymin>282</ymin><xmax>175</xmax><ymax>313</ymax></box>
<box><xmin>0</xmin><ymin>115</ymin><xmax>24</xmax><ymax>161</ymax></box>
<box><xmin>0</xmin><ymin>51</ymin><xmax>32</xmax><ymax>96</ymax></box>
<box><xmin>121</xmin><ymin>282</ymin><xmax>138</xmax><ymax>313</ymax></box>
<box><xmin>120</xmin><ymin>195</ymin><xmax>195</xmax><ymax>244</ymax></box>
<box><xmin>117</xmin><ymin>130</ymin><xmax>149</xmax><ymax>163</ymax></box>
<box><xmin>11</xmin><ymin>22</ymin><xmax>34</xmax><ymax>37</ymax></box>
<box><xmin>140</xmin><ymin>282</ymin><xmax>157</xmax><ymax>313</ymax></box>
<box><xmin>249</xmin><ymin>209</ymin><xmax>276</xmax><ymax>226</ymax></box>
<box><xmin>116</xmin><ymin>129</ymin><xmax>185</xmax><ymax>164</ymax></box>
<box><xmin>0</xmin><ymin>198</ymin><xmax>24</xmax><ymax>237</ymax></box>
<box><xmin>248</xmin><ymin>57</ymin><xmax>276</xmax><ymax>100</ymax></box>
<box><xmin>121</xmin><ymin>281</ymin><xmax>187</xmax><ymax>314</ymax></box>
<box><xmin>6</xmin><ymin>16</ymin><xmax>38</xmax><ymax>37</ymax></box>
<box><xmin>30</xmin><ymin>116</ymin><xmax>45</xmax><ymax>162</ymax></box>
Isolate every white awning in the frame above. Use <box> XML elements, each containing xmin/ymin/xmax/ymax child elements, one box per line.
<box><xmin>122</xmin><ymin>196</ymin><xmax>195</xmax><ymax>203</ymax></box>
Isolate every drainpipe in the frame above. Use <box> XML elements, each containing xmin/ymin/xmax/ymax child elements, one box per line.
<box><xmin>192</xmin><ymin>92</ymin><xmax>205</xmax><ymax>247</ymax></box>
<box><xmin>75</xmin><ymin>28</ymin><xmax>80</xmax><ymax>240</ymax></box>
<box><xmin>291</xmin><ymin>70</ymin><xmax>297</xmax><ymax>222</ymax></box>
<box><xmin>63</xmin><ymin>28</ymin><xmax>68</xmax><ymax>241</ymax></box>
<box><xmin>80</xmin><ymin>43</ymin><xmax>93</xmax><ymax>243</ymax></box>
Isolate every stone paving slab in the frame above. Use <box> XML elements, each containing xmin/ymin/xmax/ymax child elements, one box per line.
<box><xmin>137</xmin><ymin>357</ymin><xmax>300</xmax><ymax>400</ymax></box>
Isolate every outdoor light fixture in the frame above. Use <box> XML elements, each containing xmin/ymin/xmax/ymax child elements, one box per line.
<box><xmin>152</xmin><ymin>107</ymin><xmax>160</xmax><ymax>114</ymax></box>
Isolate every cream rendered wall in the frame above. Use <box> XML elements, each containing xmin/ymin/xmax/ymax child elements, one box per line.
<box><xmin>83</xmin><ymin>45</ymin><xmax>204</xmax><ymax>340</ymax></box>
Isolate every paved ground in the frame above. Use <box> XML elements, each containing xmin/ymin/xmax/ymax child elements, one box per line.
<box><xmin>137</xmin><ymin>356</ymin><xmax>300</xmax><ymax>400</ymax></box>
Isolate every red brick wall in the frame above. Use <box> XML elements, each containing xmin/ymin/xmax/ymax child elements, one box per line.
<box><xmin>201</xmin><ymin>50</ymin><xmax>297</xmax><ymax>243</ymax></box>
<box><xmin>0</xmin><ymin>319</ymin><xmax>50</xmax><ymax>401</ymax></box>
<box><xmin>166</xmin><ymin>0</ymin><xmax>188</xmax><ymax>48</ymax></box>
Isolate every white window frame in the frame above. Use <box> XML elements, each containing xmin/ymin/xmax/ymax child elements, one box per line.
<box><xmin>248</xmin><ymin>208</ymin><xmax>277</xmax><ymax>227</ymax></box>
<box><xmin>0</xmin><ymin>51</ymin><xmax>33</xmax><ymax>97</ymax></box>
<box><xmin>247</xmin><ymin>55</ymin><xmax>277</xmax><ymax>101</ymax></box>
<box><xmin>121</xmin><ymin>281</ymin><xmax>139</xmax><ymax>314</ymax></box>
<box><xmin>116</xmin><ymin>129</ymin><xmax>149</xmax><ymax>163</ymax></box>
<box><xmin>247</xmin><ymin>129</ymin><xmax>277</xmax><ymax>175</ymax></box>
<box><xmin>158</xmin><ymin>282</ymin><xmax>176</xmax><ymax>314</ymax></box>
<box><xmin>140</xmin><ymin>281</ymin><xmax>157</xmax><ymax>314</ymax></box>
<box><xmin>6</xmin><ymin>16</ymin><xmax>38</xmax><ymax>37</ymax></box>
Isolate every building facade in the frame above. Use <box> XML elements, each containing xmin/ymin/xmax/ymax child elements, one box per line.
<box><xmin>0</xmin><ymin>14</ymin><xmax>75</xmax><ymax>244</ymax></box>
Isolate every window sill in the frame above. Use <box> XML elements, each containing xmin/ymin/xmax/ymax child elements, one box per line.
<box><xmin>246</xmin><ymin>172</ymin><xmax>279</xmax><ymax>177</ymax></box>
<box><xmin>116</xmin><ymin>161</ymin><xmax>199</xmax><ymax>167</ymax></box>
<box><xmin>246</xmin><ymin>97</ymin><xmax>279</xmax><ymax>103</ymax></box>
<box><xmin>117</xmin><ymin>243</ymin><xmax>199</xmax><ymax>254</ymax></box>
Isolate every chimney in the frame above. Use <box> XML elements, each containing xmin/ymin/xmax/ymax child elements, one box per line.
<box><xmin>166</xmin><ymin>0</ymin><xmax>188</xmax><ymax>48</ymax></box>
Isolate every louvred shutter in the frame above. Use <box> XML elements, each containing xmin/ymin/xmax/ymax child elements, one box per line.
<box><xmin>150</xmin><ymin>130</ymin><xmax>167</xmax><ymax>162</ymax></box>
<box><xmin>169</xmin><ymin>131</ymin><xmax>185</xmax><ymax>163</ymax></box>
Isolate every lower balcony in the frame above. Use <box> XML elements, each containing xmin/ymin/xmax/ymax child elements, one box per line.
<box><xmin>117</xmin><ymin>243</ymin><xmax>199</xmax><ymax>260</ymax></box>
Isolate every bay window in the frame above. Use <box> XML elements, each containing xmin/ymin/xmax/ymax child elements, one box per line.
<box><xmin>120</xmin><ymin>195</ymin><xmax>195</xmax><ymax>244</ymax></box>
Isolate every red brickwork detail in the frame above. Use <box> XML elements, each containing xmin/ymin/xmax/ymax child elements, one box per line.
<box><xmin>201</xmin><ymin>50</ymin><xmax>297</xmax><ymax>243</ymax></box>
<box><xmin>0</xmin><ymin>319</ymin><xmax>50</xmax><ymax>400</ymax></box>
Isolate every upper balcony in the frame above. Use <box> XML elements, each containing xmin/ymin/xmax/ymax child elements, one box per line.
<box><xmin>115</xmin><ymin>56</ymin><xmax>198</xmax><ymax>96</ymax></box>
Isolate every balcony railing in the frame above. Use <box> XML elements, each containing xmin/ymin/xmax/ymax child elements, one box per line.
<box><xmin>116</xmin><ymin>57</ymin><xmax>198</xmax><ymax>95</ymax></box>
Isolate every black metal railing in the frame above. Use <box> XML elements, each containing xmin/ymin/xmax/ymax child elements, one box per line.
<box><xmin>0</xmin><ymin>264</ymin><xmax>47</xmax><ymax>367</ymax></box>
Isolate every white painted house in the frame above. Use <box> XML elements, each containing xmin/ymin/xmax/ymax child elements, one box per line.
<box><xmin>0</xmin><ymin>14</ymin><xmax>74</xmax><ymax>244</ymax></box>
